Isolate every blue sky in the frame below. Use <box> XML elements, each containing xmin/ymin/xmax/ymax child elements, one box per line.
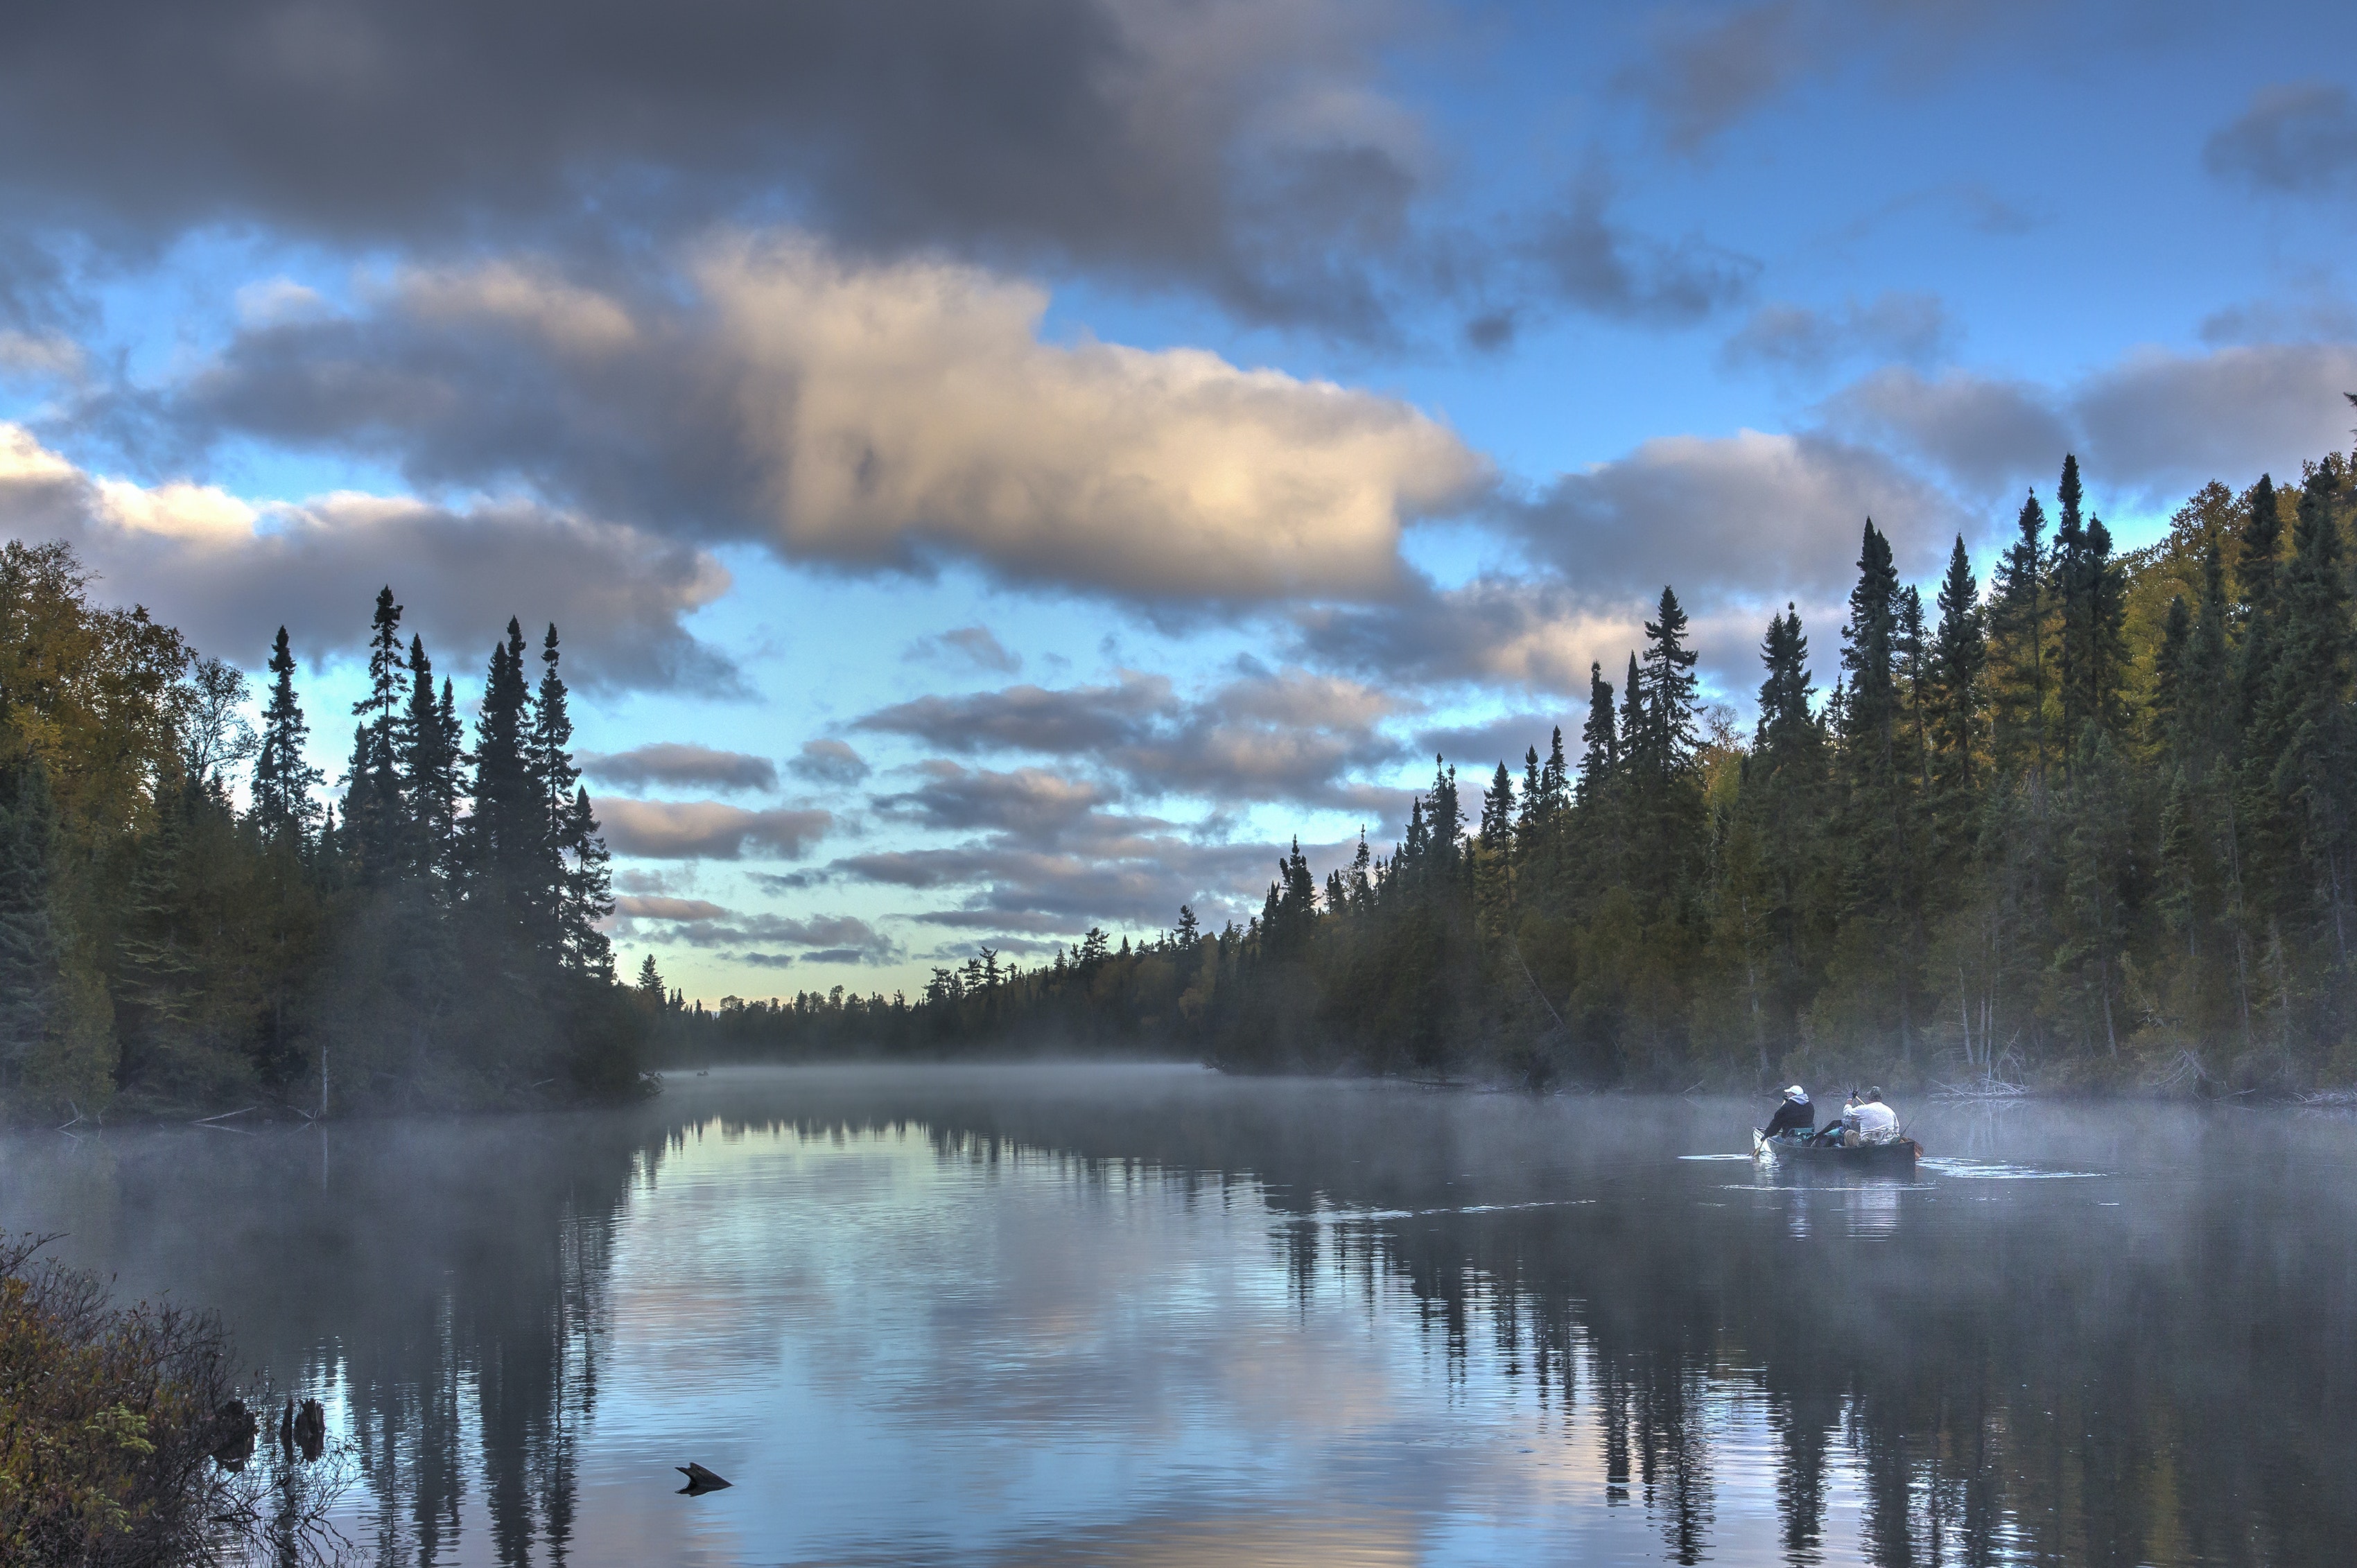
<box><xmin>4</xmin><ymin>0</ymin><xmax>2356</xmax><ymax>1000</ymax></box>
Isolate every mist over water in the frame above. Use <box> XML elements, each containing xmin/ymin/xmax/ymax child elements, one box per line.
<box><xmin>4</xmin><ymin>1065</ymin><xmax>2352</xmax><ymax>1566</ymax></box>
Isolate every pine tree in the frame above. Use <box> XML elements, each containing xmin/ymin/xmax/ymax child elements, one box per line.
<box><xmin>562</xmin><ymin>786</ymin><xmax>616</xmax><ymax>979</ymax></box>
<box><xmin>1743</xmin><ymin>604</ymin><xmax>1827</xmax><ymax>1049</ymax></box>
<box><xmin>347</xmin><ymin>586</ymin><xmax>407</xmax><ymax>876</ymax></box>
<box><xmin>1637</xmin><ymin>586</ymin><xmax>1701</xmax><ymax>780</ymax></box>
<box><xmin>1898</xmin><ymin>584</ymin><xmax>1932</xmax><ymax>795</ymax></box>
<box><xmin>530</xmin><ymin>623</ymin><xmax>582</xmax><ymax>946</ymax></box>
<box><xmin>1987</xmin><ymin>491</ymin><xmax>2051</xmax><ymax>781</ymax></box>
<box><xmin>1475</xmin><ymin>760</ymin><xmax>1516</xmax><ymax>944</ymax></box>
<box><xmin>250</xmin><ymin>627</ymin><xmax>322</xmax><ymax>845</ymax></box>
<box><xmin>2053</xmin><ymin>455</ymin><xmax>2129</xmax><ymax>751</ymax></box>
<box><xmin>1833</xmin><ymin>519</ymin><xmax>1922</xmax><ymax>1052</ymax></box>
<box><xmin>2270</xmin><ymin>469</ymin><xmax>2356</xmax><ymax>966</ymax></box>
<box><xmin>400</xmin><ymin>636</ymin><xmax>461</xmax><ymax>884</ymax></box>
<box><xmin>467</xmin><ymin>618</ymin><xmax>537</xmax><ymax>940</ymax></box>
<box><xmin>1577</xmin><ymin>671</ymin><xmax>1616</xmax><ymax>806</ymax></box>
<box><xmin>1926</xmin><ymin>538</ymin><xmax>1985</xmax><ymax>837</ymax></box>
<box><xmin>0</xmin><ymin>758</ymin><xmax>63</xmax><ymax>1082</ymax></box>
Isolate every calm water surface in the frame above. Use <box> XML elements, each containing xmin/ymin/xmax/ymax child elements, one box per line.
<box><xmin>4</xmin><ymin>1064</ymin><xmax>2354</xmax><ymax>1567</ymax></box>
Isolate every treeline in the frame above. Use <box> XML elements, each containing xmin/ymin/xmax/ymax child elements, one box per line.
<box><xmin>670</xmin><ymin>449</ymin><xmax>2357</xmax><ymax>1092</ymax></box>
<box><xmin>0</xmin><ymin>541</ymin><xmax>650</xmax><ymax>1120</ymax></box>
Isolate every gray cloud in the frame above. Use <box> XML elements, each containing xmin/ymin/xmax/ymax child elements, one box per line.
<box><xmin>1414</xmin><ymin>714</ymin><xmax>1569</xmax><ymax>776</ymax></box>
<box><xmin>908</xmin><ymin>625</ymin><xmax>1023</xmax><ymax>674</ymax></box>
<box><xmin>2198</xmin><ymin>290</ymin><xmax>2357</xmax><ymax>346</ymax></box>
<box><xmin>582</xmin><ymin>743</ymin><xmax>776</xmax><ymax>794</ymax></box>
<box><xmin>616</xmin><ymin>900</ymin><xmax>901</xmax><ymax>966</ymax></box>
<box><xmin>1526</xmin><ymin>178</ymin><xmax>1758</xmax><ymax>325</ymax></box>
<box><xmin>1511</xmin><ymin>427</ymin><xmax>1961</xmax><ymax>598</ymax></box>
<box><xmin>789</xmin><ymin>739</ymin><xmax>873</xmax><ymax>787</ymax></box>
<box><xmin>2204</xmin><ymin>81</ymin><xmax>2357</xmax><ymax>196</ymax></box>
<box><xmin>0</xmin><ymin>0</ymin><xmax>1454</xmax><ymax>336</ymax></box>
<box><xmin>1824</xmin><ymin>367</ymin><xmax>2071</xmax><ymax>496</ymax></box>
<box><xmin>875</xmin><ymin>763</ymin><xmax>1131</xmax><ymax>842</ymax></box>
<box><xmin>855</xmin><ymin>665</ymin><xmax>1407</xmax><ymax>810</ymax></box>
<box><xmin>1612</xmin><ymin>0</ymin><xmax>2055</xmax><ymax>157</ymax></box>
<box><xmin>1617</xmin><ymin>1</ymin><xmax>1811</xmax><ymax>153</ymax></box>
<box><xmin>610</xmin><ymin>896</ymin><xmax>731</xmax><ymax>921</ymax></box>
<box><xmin>159</xmin><ymin>242</ymin><xmax>1488</xmax><ymax>604</ymax></box>
<box><xmin>832</xmin><ymin>837</ymin><xmax>1289</xmax><ymax>935</ymax></box>
<box><xmin>596</xmin><ymin>798</ymin><xmax>832</xmax><ymax>860</ymax></box>
<box><xmin>1831</xmin><ymin>346</ymin><xmax>2357</xmax><ymax>503</ymax></box>
<box><xmin>1721</xmin><ymin>292</ymin><xmax>1955</xmax><ymax>375</ymax></box>
<box><xmin>2073</xmin><ymin>344</ymin><xmax>2357</xmax><ymax>500</ymax></box>
<box><xmin>858</xmin><ymin>675</ymin><xmax>1175</xmax><ymax>758</ymax></box>
<box><xmin>1291</xmin><ymin>424</ymin><xmax>1970</xmax><ymax>702</ymax></box>
<box><xmin>0</xmin><ymin>423</ymin><xmax>735</xmax><ymax>690</ymax></box>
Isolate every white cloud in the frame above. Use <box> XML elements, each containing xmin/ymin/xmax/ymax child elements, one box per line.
<box><xmin>698</xmin><ymin>234</ymin><xmax>1491</xmax><ymax>597</ymax></box>
<box><xmin>182</xmin><ymin>235</ymin><xmax>1494</xmax><ymax>604</ymax></box>
<box><xmin>0</xmin><ymin>422</ymin><xmax>736</xmax><ymax>689</ymax></box>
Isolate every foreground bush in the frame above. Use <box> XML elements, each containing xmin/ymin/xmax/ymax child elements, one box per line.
<box><xmin>0</xmin><ymin>1236</ymin><xmax>347</xmax><ymax>1567</ymax></box>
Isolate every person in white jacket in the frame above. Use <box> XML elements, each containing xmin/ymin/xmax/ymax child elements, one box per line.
<box><xmin>1852</xmin><ymin>1088</ymin><xmax>1899</xmax><ymax>1142</ymax></box>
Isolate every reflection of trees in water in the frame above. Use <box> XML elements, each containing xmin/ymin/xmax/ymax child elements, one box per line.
<box><xmin>706</xmin><ymin>1079</ymin><xmax>2351</xmax><ymax>1568</ymax></box>
<box><xmin>29</xmin><ymin>1116</ymin><xmax>652</xmax><ymax>1567</ymax></box>
<box><xmin>32</xmin><ymin>1077</ymin><xmax>2348</xmax><ymax>1566</ymax></box>
<box><xmin>317</xmin><ymin>1134</ymin><xmax>627</xmax><ymax>1568</ymax></box>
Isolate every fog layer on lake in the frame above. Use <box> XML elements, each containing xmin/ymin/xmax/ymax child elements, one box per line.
<box><xmin>4</xmin><ymin>1064</ymin><xmax>2349</xmax><ymax>1566</ymax></box>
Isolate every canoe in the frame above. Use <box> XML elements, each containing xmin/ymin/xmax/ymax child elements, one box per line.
<box><xmin>1751</xmin><ymin>1128</ymin><xmax>1920</xmax><ymax>1171</ymax></box>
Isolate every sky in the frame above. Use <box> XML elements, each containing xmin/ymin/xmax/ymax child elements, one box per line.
<box><xmin>4</xmin><ymin>0</ymin><xmax>2357</xmax><ymax>1002</ymax></box>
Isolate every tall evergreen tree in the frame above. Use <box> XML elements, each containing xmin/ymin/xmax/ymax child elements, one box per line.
<box><xmin>250</xmin><ymin>627</ymin><xmax>322</xmax><ymax>845</ymax></box>
<box><xmin>1637</xmin><ymin>586</ymin><xmax>1701</xmax><ymax>780</ymax></box>
<box><xmin>2270</xmin><ymin>469</ymin><xmax>2357</xmax><ymax>966</ymax></box>
<box><xmin>1743</xmin><ymin>604</ymin><xmax>1827</xmax><ymax>1047</ymax></box>
<box><xmin>0</xmin><ymin>759</ymin><xmax>63</xmax><ymax>1083</ymax></box>
<box><xmin>400</xmin><ymin>636</ymin><xmax>462</xmax><ymax>884</ymax></box>
<box><xmin>530</xmin><ymin>623</ymin><xmax>583</xmax><ymax>944</ymax></box>
<box><xmin>1987</xmin><ymin>491</ymin><xmax>2051</xmax><ymax>780</ymax></box>
<box><xmin>467</xmin><ymin>618</ymin><xmax>537</xmax><ymax>937</ymax></box>
<box><xmin>1576</xmin><ymin>670</ymin><xmax>1617</xmax><ymax>806</ymax></box>
<box><xmin>1833</xmin><ymin>519</ymin><xmax>1922</xmax><ymax>1051</ymax></box>
<box><xmin>1925</xmin><ymin>537</ymin><xmax>1984</xmax><ymax>835</ymax></box>
<box><xmin>347</xmin><ymin>587</ymin><xmax>407</xmax><ymax>875</ymax></box>
<box><xmin>2053</xmin><ymin>456</ymin><xmax>2128</xmax><ymax>749</ymax></box>
<box><xmin>562</xmin><ymin>785</ymin><xmax>616</xmax><ymax>979</ymax></box>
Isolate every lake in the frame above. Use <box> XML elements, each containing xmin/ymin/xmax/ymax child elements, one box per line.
<box><xmin>3</xmin><ymin>1063</ymin><xmax>2352</xmax><ymax>1566</ymax></box>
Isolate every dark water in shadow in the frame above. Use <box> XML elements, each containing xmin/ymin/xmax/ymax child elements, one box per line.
<box><xmin>4</xmin><ymin>1064</ymin><xmax>2354</xmax><ymax>1566</ymax></box>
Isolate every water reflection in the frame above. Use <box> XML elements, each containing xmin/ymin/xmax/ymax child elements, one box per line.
<box><xmin>3</xmin><ymin>1065</ymin><xmax>2353</xmax><ymax>1566</ymax></box>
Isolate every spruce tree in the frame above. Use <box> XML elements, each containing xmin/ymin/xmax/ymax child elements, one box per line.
<box><xmin>347</xmin><ymin>586</ymin><xmax>407</xmax><ymax>875</ymax></box>
<box><xmin>401</xmin><ymin>636</ymin><xmax>461</xmax><ymax>884</ymax></box>
<box><xmin>1987</xmin><ymin>491</ymin><xmax>2051</xmax><ymax>780</ymax></box>
<box><xmin>1578</xmin><ymin>669</ymin><xmax>1617</xmax><ymax>805</ymax></box>
<box><xmin>1834</xmin><ymin>520</ymin><xmax>1922</xmax><ymax>1050</ymax></box>
<box><xmin>563</xmin><ymin>786</ymin><xmax>616</xmax><ymax>979</ymax></box>
<box><xmin>1926</xmin><ymin>537</ymin><xmax>1985</xmax><ymax>828</ymax></box>
<box><xmin>467</xmin><ymin>618</ymin><xmax>537</xmax><ymax>940</ymax></box>
<box><xmin>0</xmin><ymin>759</ymin><xmax>63</xmax><ymax>1082</ymax></box>
<box><xmin>251</xmin><ymin>627</ymin><xmax>322</xmax><ymax>845</ymax></box>
<box><xmin>2270</xmin><ymin>470</ymin><xmax>2356</xmax><ymax>964</ymax></box>
<box><xmin>1637</xmin><ymin>586</ymin><xmax>1701</xmax><ymax>780</ymax></box>
<box><xmin>2052</xmin><ymin>456</ymin><xmax>2128</xmax><ymax>751</ymax></box>
<box><xmin>1744</xmin><ymin>604</ymin><xmax>1827</xmax><ymax>1045</ymax></box>
<box><xmin>530</xmin><ymin>623</ymin><xmax>582</xmax><ymax>947</ymax></box>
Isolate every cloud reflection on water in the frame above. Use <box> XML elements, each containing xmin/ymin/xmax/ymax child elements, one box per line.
<box><xmin>4</xmin><ymin>1065</ymin><xmax>2354</xmax><ymax>1566</ymax></box>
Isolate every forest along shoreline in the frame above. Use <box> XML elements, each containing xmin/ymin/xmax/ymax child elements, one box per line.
<box><xmin>10</xmin><ymin>446</ymin><xmax>2357</xmax><ymax>1129</ymax></box>
<box><xmin>626</xmin><ymin>451</ymin><xmax>2357</xmax><ymax>1106</ymax></box>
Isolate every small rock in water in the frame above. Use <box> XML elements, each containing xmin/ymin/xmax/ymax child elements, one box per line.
<box><xmin>676</xmin><ymin>1462</ymin><xmax>732</xmax><ymax>1494</ymax></box>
